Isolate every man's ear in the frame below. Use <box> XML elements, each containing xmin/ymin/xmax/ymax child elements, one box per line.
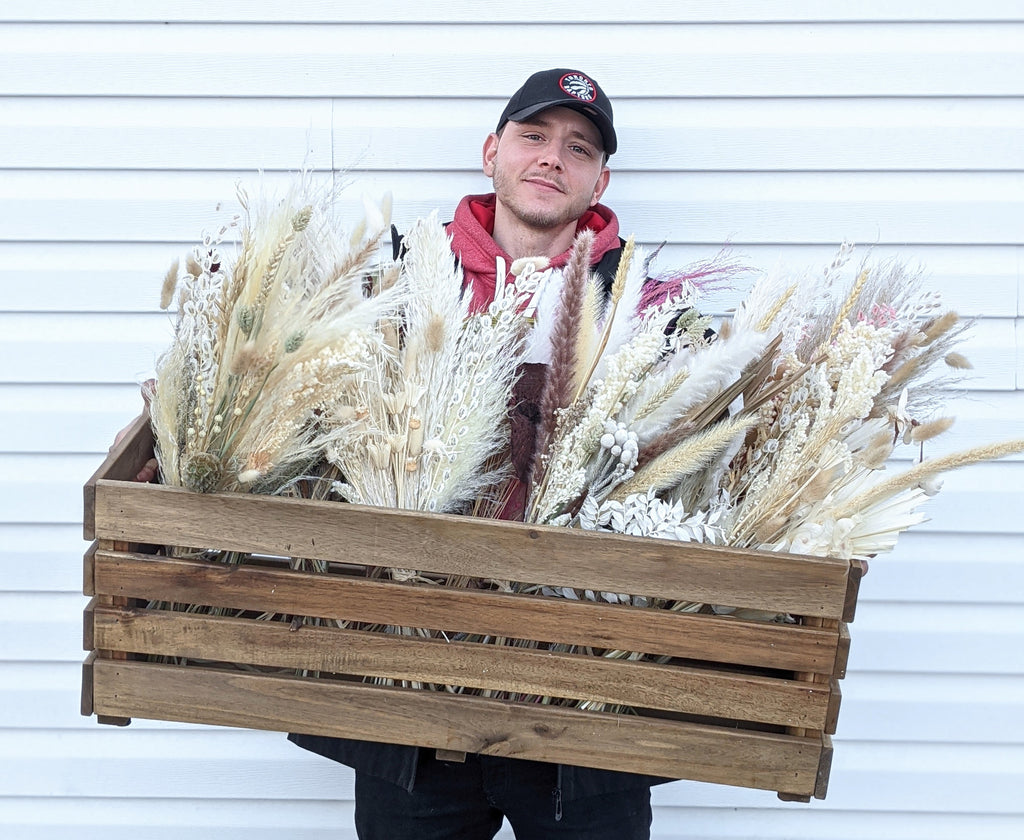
<box><xmin>590</xmin><ymin>166</ymin><xmax>611</xmax><ymax>206</ymax></box>
<box><xmin>482</xmin><ymin>133</ymin><xmax>499</xmax><ymax>177</ymax></box>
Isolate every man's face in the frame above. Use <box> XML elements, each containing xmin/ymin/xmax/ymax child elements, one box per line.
<box><xmin>483</xmin><ymin>106</ymin><xmax>611</xmax><ymax>234</ymax></box>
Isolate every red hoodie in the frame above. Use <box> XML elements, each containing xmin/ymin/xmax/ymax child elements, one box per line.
<box><xmin>443</xmin><ymin>193</ymin><xmax>622</xmax><ymax>519</ymax></box>
<box><xmin>446</xmin><ymin>193</ymin><xmax>622</xmax><ymax>313</ymax></box>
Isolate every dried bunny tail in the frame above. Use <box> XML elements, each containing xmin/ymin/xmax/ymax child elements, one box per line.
<box><xmin>833</xmin><ymin>438</ymin><xmax>1024</xmax><ymax>520</ymax></box>
<box><xmin>922</xmin><ymin>311</ymin><xmax>961</xmax><ymax>344</ymax></box>
<box><xmin>160</xmin><ymin>259</ymin><xmax>180</xmax><ymax>310</ymax></box>
<box><xmin>909</xmin><ymin>416</ymin><xmax>955</xmax><ymax>443</ymax></box>
<box><xmin>944</xmin><ymin>352</ymin><xmax>972</xmax><ymax>370</ymax></box>
<box><xmin>609</xmin><ymin>415</ymin><xmax>756</xmax><ymax>501</ymax></box>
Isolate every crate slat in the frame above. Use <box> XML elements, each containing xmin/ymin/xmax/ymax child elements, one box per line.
<box><xmin>93</xmin><ymin>479</ymin><xmax>854</xmax><ymax>618</ymax></box>
<box><xmin>89</xmin><ymin>658</ymin><xmax>828</xmax><ymax>797</ymax></box>
<box><xmin>90</xmin><ymin>604</ymin><xmax>833</xmax><ymax>729</ymax></box>
<box><xmin>92</xmin><ymin>550</ymin><xmax>841</xmax><ymax>673</ymax></box>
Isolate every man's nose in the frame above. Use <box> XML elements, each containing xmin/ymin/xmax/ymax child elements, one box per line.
<box><xmin>537</xmin><ymin>145</ymin><xmax>564</xmax><ymax>170</ymax></box>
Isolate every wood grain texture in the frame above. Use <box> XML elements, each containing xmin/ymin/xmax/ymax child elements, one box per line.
<box><xmin>91</xmin><ymin>551</ymin><xmax>842</xmax><ymax>673</ymax></box>
<box><xmin>89</xmin><ymin>604</ymin><xmax>833</xmax><ymax>728</ymax></box>
<box><xmin>92</xmin><ymin>480</ymin><xmax>853</xmax><ymax>617</ymax></box>
<box><xmin>82</xmin><ymin>540</ymin><xmax>97</xmax><ymax>596</ymax></box>
<box><xmin>82</xmin><ymin>410</ymin><xmax>151</xmax><ymax>541</ymax></box>
<box><xmin>89</xmin><ymin>658</ymin><xmax>827</xmax><ymax>797</ymax></box>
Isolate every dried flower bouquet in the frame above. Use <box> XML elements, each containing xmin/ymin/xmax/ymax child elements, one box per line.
<box><xmin>145</xmin><ymin>179</ymin><xmax>1024</xmax><ymax>707</ymax></box>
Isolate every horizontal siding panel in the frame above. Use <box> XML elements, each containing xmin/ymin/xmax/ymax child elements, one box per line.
<box><xmin>3</xmin><ymin>527</ymin><xmax>1022</xmax><ymax>603</ymax></box>
<box><xmin>1018</xmin><ymin>319</ymin><xmax>1024</xmax><ymax>384</ymax></box>
<box><xmin>0</xmin><ymin>170</ymin><xmax>332</xmax><ymax>244</ymax></box>
<box><xmin>671</xmin><ymin>244</ymin><xmax>1020</xmax><ymax>318</ymax></box>
<box><xmin>874</xmin><ymin>532</ymin><xmax>1024</xmax><ymax>603</ymax></box>
<box><xmin>654</xmin><ymin>741</ymin><xmax>1024</xmax><ymax>812</ymax></box>
<box><xmin>619</xmin><ymin>98</ymin><xmax>1024</xmax><ymax>171</ymax></box>
<box><xmin>6</xmin><ymin>96</ymin><xmax>1021</xmax><ymax>173</ymax></box>
<box><xmin>908</xmin><ymin>461</ymin><xmax>1024</xmax><ymax>533</ymax></box>
<box><xmin>333</xmin><ymin>97</ymin><xmax>1024</xmax><ymax>172</ymax></box>
<box><xmin>0</xmin><ymin>798</ymin><xmax>356</xmax><ymax>840</ymax></box>
<box><xmin>10</xmin><ymin>661</ymin><xmax>1022</xmax><ymax>745</ymax></box>
<box><xmin>3</xmin><ymin>242</ymin><xmax>1016</xmax><ymax>318</ymax></box>
<box><xmin>0</xmin><ymin>455</ymin><xmax>112</xmax><ymax>525</ymax></box>
<box><xmin>5</xmin><ymin>1</ymin><xmax>1024</xmax><ymax>23</ymax></box>
<box><xmin>1</xmin><ymin>593</ymin><xmax>90</xmax><ymax>662</ymax></box>
<box><xmin>0</xmin><ymin>532</ymin><xmax>83</xmax><ymax>595</ymax></box>
<box><xmin>0</xmin><ymin>525</ymin><xmax>85</xmax><ymax>592</ymax></box>
<box><xmin>648</xmin><ymin>809</ymin><xmax>1024</xmax><ymax>839</ymax></box>
<box><xmin>4</xmin><ymin>170</ymin><xmax>1023</xmax><ymax>245</ymax></box>
<box><xmin>848</xmin><ymin>600</ymin><xmax>1024</xmax><ymax>674</ymax></box>
<box><xmin>4</xmin><ymin>455</ymin><xmax>1023</xmax><ymax>530</ymax></box>
<box><xmin>840</xmin><ymin>672</ymin><xmax>1024</xmax><ymax>744</ymax></box>
<box><xmin>17</xmin><ymin>313</ymin><xmax>1024</xmax><ymax>389</ymax></box>
<box><xmin>3</xmin><ymin>730</ymin><xmax>1021</xmax><ymax>813</ymax></box>
<box><xmin>2</xmin><ymin>23</ymin><xmax>1024</xmax><ymax>97</ymax></box>
<box><xmin>0</xmin><ymin>98</ymin><xmax>332</xmax><ymax>170</ymax></box>
<box><xmin>1018</xmin><ymin>248</ymin><xmax>1023</xmax><ymax>317</ymax></box>
<box><xmin>4</xmin><ymin>387</ymin><xmax>1020</xmax><ymax>459</ymax></box>
<box><xmin>0</xmin><ymin>729</ymin><xmax>349</xmax><ymax>798</ymax></box>
<box><xmin>0</xmin><ymin>385</ymin><xmax>147</xmax><ymax>453</ymax></box>
<box><xmin>3</xmin><ymin>807</ymin><xmax>1024</xmax><ymax>840</ymax></box>
<box><xmin>0</xmin><ymin>243</ymin><xmax>213</xmax><ymax>313</ymax></box>
<box><xmin>0</xmin><ymin>312</ymin><xmax>173</xmax><ymax>384</ymax></box>
<box><xmin>8</xmin><ymin>591</ymin><xmax>1023</xmax><ymax>673</ymax></box>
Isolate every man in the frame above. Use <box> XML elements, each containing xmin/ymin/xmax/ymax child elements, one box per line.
<box><xmin>288</xmin><ymin>70</ymin><xmax>660</xmax><ymax>840</ymax></box>
<box><xmin>447</xmin><ymin>68</ymin><xmax>621</xmax><ymax>315</ymax></box>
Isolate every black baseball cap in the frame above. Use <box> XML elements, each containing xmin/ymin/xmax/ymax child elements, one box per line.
<box><xmin>496</xmin><ymin>69</ymin><xmax>617</xmax><ymax>156</ymax></box>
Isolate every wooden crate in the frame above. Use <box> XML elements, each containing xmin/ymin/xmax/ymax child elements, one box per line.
<box><xmin>83</xmin><ymin>412</ymin><xmax>863</xmax><ymax>801</ymax></box>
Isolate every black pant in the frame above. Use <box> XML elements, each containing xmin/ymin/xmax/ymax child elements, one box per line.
<box><xmin>354</xmin><ymin>751</ymin><xmax>652</xmax><ymax>840</ymax></box>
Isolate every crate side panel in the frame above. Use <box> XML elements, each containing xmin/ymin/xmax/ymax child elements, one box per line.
<box><xmin>90</xmin><ymin>658</ymin><xmax>824</xmax><ymax>796</ymax></box>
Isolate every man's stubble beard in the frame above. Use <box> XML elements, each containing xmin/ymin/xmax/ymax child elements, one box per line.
<box><xmin>491</xmin><ymin>164</ymin><xmax>594</xmax><ymax>233</ymax></box>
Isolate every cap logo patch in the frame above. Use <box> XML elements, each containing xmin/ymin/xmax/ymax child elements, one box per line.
<box><xmin>559</xmin><ymin>72</ymin><xmax>597</xmax><ymax>103</ymax></box>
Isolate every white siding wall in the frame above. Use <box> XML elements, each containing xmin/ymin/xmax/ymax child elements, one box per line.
<box><xmin>1</xmin><ymin>3</ymin><xmax>1022</xmax><ymax>837</ymax></box>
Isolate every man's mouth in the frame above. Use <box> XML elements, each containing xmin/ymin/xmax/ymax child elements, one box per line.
<box><xmin>524</xmin><ymin>177</ymin><xmax>565</xmax><ymax>193</ymax></box>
